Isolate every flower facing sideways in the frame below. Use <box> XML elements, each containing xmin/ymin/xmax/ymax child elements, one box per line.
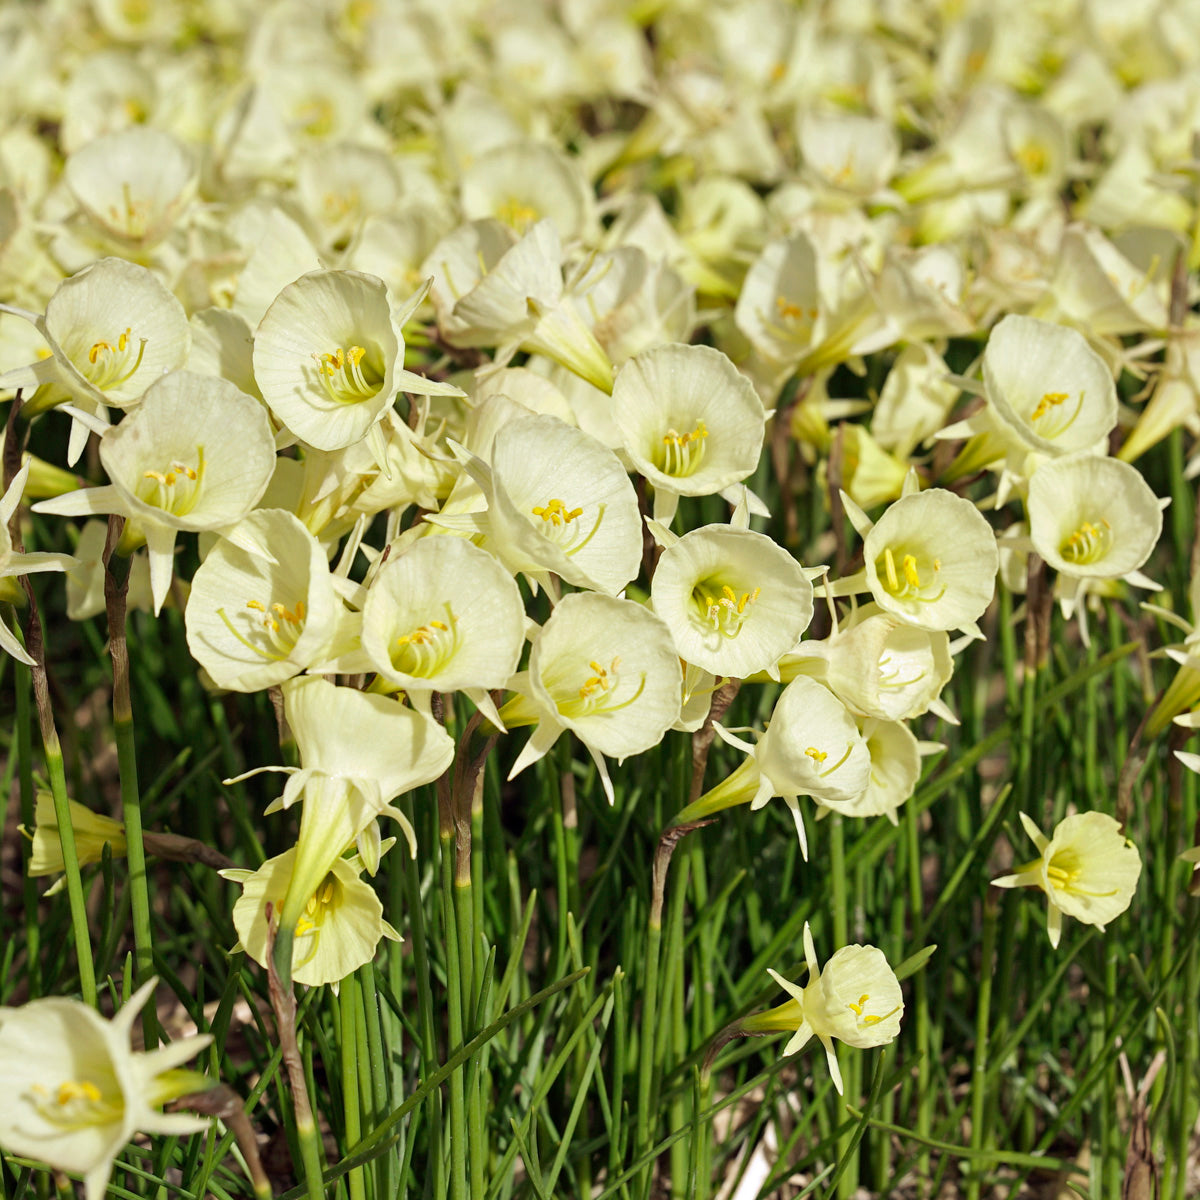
<box><xmin>742</xmin><ymin>922</ymin><xmax>903</xmax><ymax>1095</ymax></box>
<box><xmin>992</xmin><ymin>811</ymin><xmax>1141</xmax><ymax>948</ymax></box>
<box><xmin>0</xmin><ymin>979</ymin><xmax>212</xmax><ymax>1200</ymax></box>
<box><xmin>221</xmin><ymin>842</ymin><xmax>401</xmax><ymax>990</ymax></box>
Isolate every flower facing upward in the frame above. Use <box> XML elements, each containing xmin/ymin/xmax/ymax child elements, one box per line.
<box><xmin>743</xmin><ymin>922</ymin><xmax>903</xmax><ymax>1095</ymax></box>
<box><xmin>992</xmin><ymin>811</ymin><xmax>1141</xmax><ymax>948</ymax></box>
<box><xmin>0</xmin><ymin>979</ymin><xmax>211</xmax><ymax>1200</ymax></box>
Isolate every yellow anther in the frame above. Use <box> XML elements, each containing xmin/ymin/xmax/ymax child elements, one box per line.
<box><xmin>89</xmin><ymin>340</ymin><xmax>113</xmax><ymax>364</ymax></box>
<box><xmin>775</xmin><ymin>297</ymin><xmax>806</xmax><ymax>321</ymax></box>
<box><xmin>1032</xmin><ymin>391</ymin><xmax>1069</xmax><ymax>420</ymax></box>
<box><xmin>532</xmin><ymin>498</ymin><xmax>583</xmax><ymax>525</ymax></box>
<box><xmin>57</xmin><ymin>1080</ymin><xmax>102</xmax><ymax>1105</ymax></box>
<box><xmin>497</xmin><ymin>198</ymin><xmax>540</xmax><ymax>228</ymax></box>
<box><xmin>847</xmin><ymin>993</ymin><xmax>870</xmax><ymax>1016</ymax></box>
<box><xmin>246</xmin><ymin>600</ymin><xmax>266</xmax><ymax>612</ymax></box>
<box><xmin>313</xmin><ymin>345</ymin><xmax>377</xmax><ymax>401</ymax></box>
<box><xmin>806</xmin><ymin>747</ymin><xmax>827</xmax><ymax>764</ymax></box>
<box><xmin>902</xmin><ymin>554</ymin><xmax>921</xmax><ymax>589</ymax></box>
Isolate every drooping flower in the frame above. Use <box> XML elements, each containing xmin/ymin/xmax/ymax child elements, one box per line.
<box><xmin>221</xmin><ymin>843</ymin><xmax>401</xmax><ymax>991</ymax></box>
<box><xmin>742</xmin><ymin>922</ymin><xmax>903</xmax><ymax>1095</ymax></box>
<box><xmin>225</xmin><ymin>676</ymin><xmax>454</xmax><ymax>937</ymax></box>
<box><xmin>0</xmin><ymin>979</ymin><xmax>212</xmax><ymax>1200</ymax></box>
<box><xmin>992</xmin><ymin>811</ymin><xmax>1141</xmax><ymax>948</ymax></box>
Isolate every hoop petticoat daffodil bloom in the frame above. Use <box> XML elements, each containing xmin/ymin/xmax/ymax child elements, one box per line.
<box><xmin>776</xmin><ymin>606</ymin><xmax>956</xmax><ymax>724</ymax></box>
<box><xmin>253</xmin><ymin>269</ymin><xmax>463</xmax><ymax>458</ymax></box>
<box><xmin>225</xmin><ymin>675</ymin><xmax>454</xmax><ymax>938</ymax></box>
<box><xmin>0</xmin><ymin>978</ymin><xmax>212</xmax><ymax>1200</ymax></box>
<box><xmin>33</xmin><ymin>371</ymin><xmax>276</xmax><ymax>615</ymax></box>
<box><xmin>981</xmin><ymin>314</ymin><xmax>1118</xmax><ymax>458</ymax></box>
<box><xmin>498</xmin><ymin>592</ymin><xmax>682</xmax><ymax>805</ymax></box>
<box><xmin>741</xmin><ymin>923</ymin><xmax>903</xmax><ymax>1095</ymax></box>
<box><xmin>613</xmin><ymin>342</ymin><xmax>766</xmax><ymax>526</ymax></box>
<box><xmin>221</xmin><ymin>841</ymin><xmax>401</xmax><ymax>991</ymax></box>
<box><xmin>0</xmin><ymin>462</ymin><xmax>76</xmax><ymax>666</ymax></box>
<box><xmin>360</xmin><ymin>535</ymin><xmax>525</xmax><ymax>727</ymax></box>
<box><xmin>649</xmin><ymin>522</ymin><xmax>814</xmax><ymax>679</ymax></box>
<box><xmin>184</xmin><ymin>508</ymin><xmax>341</xmax><ymax>693</ymax></box>
<box><xmin>0</xmin><ymin>258</ymin><xmax>191</xmax><ymax>463</ymax></box>
<box><xmin>677</xmin><ymin>676</ymin><xmax>870</xmax><ymax>859</ymax></box>
<box><xmin>992</xmin><ymin>811</ymin><xmax>1142</xmax><ymax>949</ymax></box>
<box><xmin>440</xmin><ymin>412</ymin><xmax>642</xmax><ymax>597</ymax></box>
<box><xmin>835</xmin><ymin>475</ymin><xmax>999</xmax><ymax>638</ymax></box>
<box><xmin>1026</xmin><ymin>454</ymin><xmax>1164</xmax><ymax>587</ymax></box>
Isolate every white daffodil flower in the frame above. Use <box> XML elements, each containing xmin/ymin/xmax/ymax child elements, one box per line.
<box><xmin>0</xmin><ymin>979</ymin><xmax>211</xmax><ymax>1200</ymax></box>
<box><xmin>993</xmin><ymin>811</ymin><xmax>1142</xmax><ymax>949</ymax></box>
<box><xmin>613</xmin><ymin>342</ymin><xmax>766</xmax><ymax>525</ymax></box>
<box><xmin>743</xmin><ymin>922</ymin><xmax>903</xmax><ymax>1095</ymax></box>
<box><xmin>780</xmin><ymin>607</ymin><xmax>956</xmax><ymax>724</ymax></box>
<box><xmin>0</xmin><ymin>462</ymin><xmax>75</xmax><ymax>665</ymax></box>
<box><xmin>253</xmin><ymin>269</ymin><xmax>462</xmax><ymax>456</ymax></box>
<box><xmin>811</xmin><ymin>716</ymin><xmax>924</xmax><ymax>825</ymax></box>
<box><xmin>425</xmin><ymin>218</ymin><xmax>614</xmax><ymax>392</ymax></box>
<box><xmin>360</xmin><ymin>535</ymin><xmax>525</xmax><ymax>725</ymax></box>
<box><xmin>440</xmin><ymin>411</ymin><xmax>642</xmax><ymax>597</ymax></box>
<box><xmin>1027</xmin><ymin>454</ymin><xmax>1164</xmax><ymax>582</ymax></box>
<box><xmin>34</xmin><ymin>371</ymin><xmax>276</xmax><ymax>615</ymax></box>
<box><xmin>649</xmin><ymin>523</ymin><xmax>814</xmax><ymax>679</ymax></box>
<box><xmin>221</xmin><ymin>842</ymin><xmax>401</xmax><ymax>991</ymax></box>
<box><xmin>499</xmin><ymin>592</ymin><xmax>682</xmax><ymax>805</ymax></box>
<box><xmin>686</xmin><ymin>677</ymin><xmax>870</xmax><ymax>858</ymax></box>
<box><xmin>836</xmin><ymin>478</ymin><xmax>999</xmax><ymax>638</ymax></box>
<box><xmin>981</xmin><ymin>314</ymin><xmax>1118</xmax><ymax>457</ymax></box>
<box><xmin>184</xmin><ymin>508</ymin><xmax>340</xmax><ymax>692</ymax></box>
<box><xmin>0</xmin><ymin>258</ymin><xmax>190</xmax><ymax>460</ymax></box>
<box><xmin>225</xmin><ymin>675</ymin><xmax>454</xmax><ymax>937</ymax></box>
<box><xmin>63</xmin><ymin>127</ymin><xmax>197</xmax><ymax>254</ymax></box>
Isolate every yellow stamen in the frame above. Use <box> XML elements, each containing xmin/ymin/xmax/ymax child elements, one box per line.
<box><xmin>659</xmin><ymin>421</ymin><xmax>709</xmax><ymax>478</ymax></box>
<box><xmin>1031</xmin><ymin>391</ymin><xmax>1069</xmax><ymax>420</ymax></box>
<box><xmin>806</xmin><ymin>747</ymin><xmax>827</xmax><ymax>764</ymax></box>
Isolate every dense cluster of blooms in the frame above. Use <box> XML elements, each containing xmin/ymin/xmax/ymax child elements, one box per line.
<box><xmin>7</xmin><ymin>0</ymin><xmax>1200</xmax><ymax>1190</ymax></box>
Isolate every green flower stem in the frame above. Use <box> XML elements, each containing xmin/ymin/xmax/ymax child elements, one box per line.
<box><xmin>634</xmin><ymin>912</ymin><xmax>663</xmax><ymax>1200</ymax></box>
<box><xmin>904</xmin><ymin>802</ymin><xmax>931</xmax><ymax>1188</ymax></box>
<box><xmin>10</xmin><ymin>603</ymin><xmax>96</xmax><ymax>1006</ymax></box>
<box><xmin>339</xmin><ymin>973</ymin><xmax>366</xmax><ymax>1200</ymax></box>
<box><xmin>829</xmin><ymin>815</ymin><xmax>858</xmax><ymax>1199</ymax></box>
<box><xmin>401</xmin><ymin>797</ymin><xmax>445</xmax><ymax>1200</ymax></box>
<box><xmin>358</xmin><ymin>964</ymin><xmax>393</xmax><ymax>1200</ymax></box>
<box><xmin>440</xmin><ymin>826</ymin><xmax>469</xmax><ymax>1200</ymax></box>
<box><xmin>104</xmin><ymin>528</ymin><xmax>155</xmax><ymax>1043</ymax></box>
<box><xmin>965</xmin><ymin>897</ymin><xmax>997</xmax><ymax>1200</ymax></box>
<box><xmin>12</xmin><ymin>647</ymin><xmax>42</xmax><ymax>999</ymax></box>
